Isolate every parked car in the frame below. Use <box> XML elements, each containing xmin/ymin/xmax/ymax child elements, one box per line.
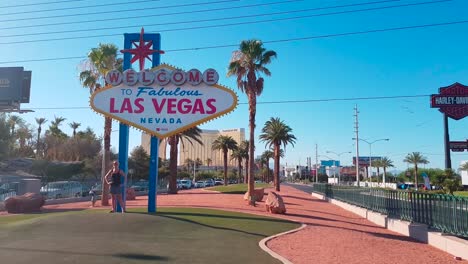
<box><xmin>40</xmin><ymin>181</ymin><xmax>84</xmax><ymax>199</ymax></box>
<box><xmin>204</xmin><ymin>179</ymin><xmax>214</xmax><ymax>187</ymax></box>
<box><xmin>166</xmin><ymin>180</ymin><xmax>183</xmax><ymax>190</ymax></box>
<box><xmin>214</xmin><ymin>180</ymin><xmax>224</xmax><ymax>186</ymax></box>
<box><xmin>194</xmin><ymin>181</ymin><xmax>205</xmax><ymax>188</ymax></box>
<box><xmin>131</xmin><ymin>180</ymin><xmax>149</xmax><ymax>192</ymax></box>
<box><xmin>180</xmin><ymin>179</ymin><xmax>192</xmax><ymax>189</ymax></box>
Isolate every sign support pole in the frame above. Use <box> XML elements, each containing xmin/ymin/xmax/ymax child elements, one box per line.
<box><xmin>119</xmin><ymin>32</ymin><xmax>162</xmax><ymax>213</ymax></box>
<box><xmin>148</xmin><ymin>35</ymin><xmax>161</xmax><ymax>213</ymax></box>
<box><xmin>444</xmin><ymin>114</ymin><xmax>452</xmax><ymax>169</ymax></box>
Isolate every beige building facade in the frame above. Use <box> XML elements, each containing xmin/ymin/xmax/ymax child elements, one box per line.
<box><xmin>141</xmin><ymin>128</ymin><xmax>245</xmax><ymax>166</ymax></box>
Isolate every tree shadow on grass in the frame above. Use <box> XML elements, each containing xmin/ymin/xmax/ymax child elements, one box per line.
<box><xmin>156</xmin><ymin>214</ymin><xmax>268</xmax><ymax>238</ymax></box>
<box><xmin>131</xmin><ymin>211</ymin><xmax>296</xmax><ymax>238</ymax></box>
<box><xmin>0</xmin><ymin>246</ymin><xmax>170</xmax><ymax>261</ymax></box>
<box><xmin>115</xmin><ymin>253</ymin><xmax>169</xmax><ymax>261</ymax></box>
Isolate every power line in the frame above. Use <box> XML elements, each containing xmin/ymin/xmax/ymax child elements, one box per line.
<box><xmin>26</xmin><ymin>94</ymin><xmax>430</xmax><ymax>110</ymax></box>
<box><xmin>0</xmin><ymin>0</ymin><xmax>452</xmax><ymax>44</ymax></box>
<box><xmin>0</xmin><ymin>0</ymin><xmax>85</xmax><ymax>9</ymax></box>
<box><xmin>0</xmin><ymin>0</ymin><xmax>443</xmax><ymax>39</ymax></box>
<box><xmin>0</xmin><ymin>0</ymin><xmax>241</xmax><ymax>23</ymax></box>
<box><xmin>0</xmin><ymin>0</ymin><xmax>300</xmax><ymax>30</ymax></box>
<box><xmin>0</xmin><ymin>19</ymin><xmax>467</xmax><ymax>64</ymax></box>
<box><xmin>0</xmin><ymin>0</ymin><xmax>161</xmax><ymax>16</ymax></box>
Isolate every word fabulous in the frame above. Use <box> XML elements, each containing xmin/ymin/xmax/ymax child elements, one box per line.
<box><xmin>105</xmin><ymin>68</ymin><xmax>219</xmax><ymax>87</ymax></box>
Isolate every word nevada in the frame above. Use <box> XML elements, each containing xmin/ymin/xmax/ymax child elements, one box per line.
<box><xmin>105</xmin><ymin>68</ymin><xmax>219</xmax><ymax>87</ymax></box>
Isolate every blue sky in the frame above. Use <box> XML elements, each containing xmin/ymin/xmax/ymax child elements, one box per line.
<box><xmin>2</xmin><ymin>0</ymin><xmax>468</xmax><ymax>172</ymax></box>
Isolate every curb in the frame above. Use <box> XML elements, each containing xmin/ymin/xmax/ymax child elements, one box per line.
<box><xmin>259</xmin><ymin>222</ymin><xmax>307</xmax><ymax>264</ymax></box>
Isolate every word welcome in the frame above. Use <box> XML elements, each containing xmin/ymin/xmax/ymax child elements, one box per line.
<box><xmin>105</xmin><ymin>68</ymin><xmax>219</xmax><ymax>87</ymax></box>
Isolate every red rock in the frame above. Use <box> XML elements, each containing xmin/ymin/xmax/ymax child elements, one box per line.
<box><xmin>265</xmin><ymin>191</ymin><xmax>286</xmax><ymax>214</ymax></box>
<box><xmin>243</xmin><ymin>188</ymin><xmax>264</xmax><ymax>202</ymax></box>
<box><xmin>5</xmin><ymin>193</ymin><xmax>45</xmax><ymax>213</ymax></box>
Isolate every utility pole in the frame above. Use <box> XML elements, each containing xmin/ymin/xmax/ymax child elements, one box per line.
<box><xmin>315</xmin><ymin>144</ymin><xmax>319</xmax><ymax>183</ymax></box>
<box><xmin>354</xmin><ymin>105</ymin><xmax>360</xmax><ymax>187</ymax></box>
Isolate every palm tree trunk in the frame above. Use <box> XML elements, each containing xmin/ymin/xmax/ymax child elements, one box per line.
<box><xmin>274</xmin><ymin>144</ymin><xmax>281</xmax><ymax>192</ymax></box>
<box><xmin>383</xmin><ymin>167</ymin><xmax>387</xmax><ymax>184</ymax></box>
<box><xmin>244</xmin><ymin>159</ymin><xmax>248</xmax><ymax>184</ymax></box>
<box><xmin>377</xmin><ymin>167</ymin><xmax>380</xmax><ymax>183</ymax></box>
<box><xmin>414</xmin><ymin>164</ymin><xmax>418</xmax><ymax>190</ymax></box>
<box><xmin>101</xmin><ymin>117</ymin><xmax>112</xmax><ymax>206</ymax></box>
<box><xmin>247</xmin><ymin>91</ymin><xmax>256</xmax><ymax>205</ymax></box>
<box><xmin>223</xmin><ymin>150</ymin><xmax>228</xmax><ymax>186</ymax></box>
<box><xmin>266</xmin><ymin>162</ymin><xmax>270</xmax><ymax>184</ymax></box>
<box><xmin>238</xmin><ymin>159</ymin><xmax>242</xmax><ymax>184</ymax></box>
<box><xmin>168</xmin><ymin>136</ymin><xmax>179</xmax><ymax>194</ymax></box>
<box><xmin>36</xmin><ymin>127</ymin><xmax>41</xmax><ymax>158</ymax></box>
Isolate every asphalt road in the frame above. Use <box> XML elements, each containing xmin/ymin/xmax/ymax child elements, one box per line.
<box><xmin>283</xmin><ymin>182</ymin><xmax>314</xmax><ymax>194</ymax></box>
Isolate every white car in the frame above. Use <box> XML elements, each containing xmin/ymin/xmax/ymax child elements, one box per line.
<box><xmin>194</xmin><ymin>181</ymin><xmax>205</xmax><ymax>188</ymax></box>
<box><xmin>180</xmin><ymin>180</ymin><xmax>192</xmax><ymax>189</ymax></box>
<box><xmin>40</xmin><ymin>181</ymin><xmax>83</xmax><ymax>199</ymax></box>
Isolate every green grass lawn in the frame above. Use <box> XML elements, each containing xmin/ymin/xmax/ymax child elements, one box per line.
<box><xmin>207</xmin><ymin>183</ymin><xmax>271</xmax><ymax>194</ymax></box>
<box><xmin>454</xmin><ymin>191</ymin><xmax>468</xmax><ymax>197</ymax></box>
<box><xmin>0</xmin><ymin>207</ymin><xmax>299</xmax><ymax>264</ymax></box>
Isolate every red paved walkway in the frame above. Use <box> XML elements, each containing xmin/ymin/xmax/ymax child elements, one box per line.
<box><xmin>3</xmin><ymin>185</ymin><xmax>465</xmax><ymax>263</ymax></box>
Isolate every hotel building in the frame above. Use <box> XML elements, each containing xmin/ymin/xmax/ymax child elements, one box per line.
<box><xmin>141</xmin><ymin>128</ymin><xmax>245</xmax><ymax>167</ymax></box>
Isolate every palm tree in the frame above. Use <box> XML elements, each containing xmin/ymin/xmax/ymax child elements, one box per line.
<box><xmin>227</xmin><ymin>40</ymin><xmax>277</xmax><ymax>204</ymax></box>
<box><xmin>79</xmin><ymin>43</ymin><xmax>121</xmax><ymax>205</ymax></box>
<box><xmin>372</xmin><ymin>159</ymin><xmax>382</xmax><ymax>182</ymax></box>
<box><xmin>261</xmin><ymin>150</ymin><xmax>274</xmax><ymax>184</ymax></box>
<box><xmin>259</xmin><ymin>117</ymin><xmax>296</xmax><ymax>192</ymax></box>
<box><xmin>49</xmin><ymin>116</ymin><xmax>67</xmax><ymax>138</ymax></box>
<box><xmin>35</xmin><ymin>117</ymin><xmax>47</xmax><ymax>158</ymax></box>
<box><xmin>167</xmin><ymin>127</ymin><xmax>203</xmax><ymax>194</ymax></box>
<box><xmin>403</xmin><ymin>152</ymin><xmax>429</xmax><ymax>190</ymax></box>
<box><xmin>231</xmin><ymin>147</ymin><xmax>244</xmax><ymax>184</ymax></box>
<box><xmin>212</xmin><ymin>135</ymin><xmax>238</xmax><ymax>186</ymax></box>
<box><xmin>8</xmin><ymin>115</ymin><xmax>23</xmax><ymax>135</ymax></box>
<box><xmin>239</xmin><ymin>140</ymin><xmax>249</xmax><ymax>184</ymax></box>
<box><xmin>380</xmin><ymin>157</ymin><xmax>394</xmax><ymax>184</ymax></box>
<box><xmin>69</xmin><ymin>122</ymin><xmax>81</xmax><ymax>137</ymax></box>
<box><xmin>205</xmin><ymin>158</ymin><xmax>212</xmax><ymax>168</ymax></box>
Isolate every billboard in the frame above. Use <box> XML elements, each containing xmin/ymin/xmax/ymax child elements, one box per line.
<box><xmin>0</xmin><ymin>67</ymin><xmax>31</xmax><ymax>104</ymax></box>
<box><xmin>353</xmin><ymin>156</ymin><xmax>382</xmax><ymax>166</ymax></box>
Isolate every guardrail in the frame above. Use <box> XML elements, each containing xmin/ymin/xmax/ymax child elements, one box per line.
<box><xmin>312</xmin><ymin>184</ymin><xmax>468</xmax><ymax>238</ymax></box>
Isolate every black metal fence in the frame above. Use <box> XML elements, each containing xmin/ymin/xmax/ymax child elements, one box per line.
<box><xmin>313</xmin><ymin>184</ymin><xmax>468</xmax><ymax>238</ymax></box>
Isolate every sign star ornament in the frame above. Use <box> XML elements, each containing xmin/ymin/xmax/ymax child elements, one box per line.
<box><xmin>90</xmin><ymin>28</ymin><xmax>238</xmax><ymax>139</ymax></box>
<box><xmin>120</xmin><ymin>28</ymin><xmax>164</xmax><ymax>71</ymax></box>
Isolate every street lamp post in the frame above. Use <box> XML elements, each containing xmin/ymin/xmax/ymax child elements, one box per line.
<box><xmin>326</xmin><ymin>151</ymin><xmax>351</xmax><ymax>184</ymax></box>
<box><xmin>353</xmin><ymin>138</ymin><xmax>389</xmax><ymax>183</ymax></box>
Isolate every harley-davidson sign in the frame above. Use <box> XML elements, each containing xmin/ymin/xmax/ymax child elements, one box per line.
<box><xmin>431</xmin><ymin>82</ymin><xmax>468</xmax><ymax>120</ymax></box>
<box><xmin>91</xmin><ymin>64</ymin><xmax>237</xmax><ymax>138</ymax></box>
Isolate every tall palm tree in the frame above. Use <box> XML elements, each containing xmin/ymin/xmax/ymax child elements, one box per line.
<box><xmin>403</xmin><ymin>152</ymin><xmax>429</xmax><ymax>190</ymax></box>
<box><xmin>79</xmin><ymin>43</ymin><xmax>121</xmax><ymax>205</ymax></box>
<box><xmin>206</xmin><ymin>158</ymin><xmax>212</xmax><ymax>168</ymax></box>
<box><xmin>49</xmin><ymin>116</ymin><xmax>67</xmax><ymax>138</ymax></box>
<box><xmin>259</xmin><ymin>117</ymin><xmax>296</xmax><ymax>192</ymax></box>
<box><xmin>380</xmin><ymin>157</ymin><xmax>394</xmax><ymax>184</ymax></box>
<box><xmin>35</xmin><ymin>117</ymin><xmax>47</xmax><ymax>158</ymax></box>
<box><xmin>69</xmin><ymin>122</ymin><xmax>81</xmax><ymax>137</ymax></box>
<box><xmin>212</xmin><ymin>135</ymin><xmax>238</xmax><ymax>186</ymax></box>
<box><xmin>227</xmin><ymin>40</ymin><xmax>276</xmax><ymax>204</ymax></box>
<box><xmin>256</xmin><ymin>156</ymin><xmax>266</xmax><ymax>182</ymax></box>
<box><xmin>239</xmin><ymin>140</ymin><xmax>249</xmax><ymax>184</ymax></box>
<box><xmin>372</xmin><ymin>159</ymin><xmax>382</xmax><ymax>182</ymax></box>
<box><xmin>231</xmin><ymin>147</ymin><xmax>243</xmax><ymax>184</ymax></box>
<box><xmin>261</xmin><ymin>150</ymin><xmax>274</xmax><ymax>184</ymax></box>
<box><xmin>8</xmin><ymin>115</ymin><xmax>23</xmax><ymax>135</ymax></box>
<box><xmin>167</xmin><ymin>127</ymin><xmax>203</xmax><ymax>194</ymax></box>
